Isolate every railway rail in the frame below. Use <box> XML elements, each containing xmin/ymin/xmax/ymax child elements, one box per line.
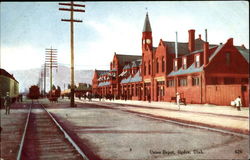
<box><xmin>16</xmin><ymin>102</ymin><xmax>89</xmax><ymax>160</ymax></box>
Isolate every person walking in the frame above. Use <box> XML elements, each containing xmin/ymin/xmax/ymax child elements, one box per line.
<box><xmin>4</xmin><ymin>92</ymin><xmax>11</xmax><ymax>115</ymax></box>
<box><xmin>176</xmin><ymin>92</ymin><xmax>180</xmax><ymax>110</ymax></box>
<box><xmin>147</xmin><ymin>94</ymin><xmax>151</xmax><ymax>103</ymax></box>
<box><xmin>235</xmin><ymin>96</ymin><xmax>242</xmax><ymax>111</ymax></box>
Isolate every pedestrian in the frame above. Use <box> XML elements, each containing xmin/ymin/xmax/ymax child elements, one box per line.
<box><xmin>20</xmin><ymin>94</ymin><xmax>23</xmax><ymax>102</ymax></box>
<box><xmin>147</xmin><ymin>94</ymin><xmax>151</xmax><ymax>103</ymax></box>
<box><xmin>4</xmin><ymin>92</ymin><xmax>11</xmax><ymax>115</ymax></box>
<box><xmin>235</xmin><ymin>96</ymin><xmax>242</xmax><ymax>111</ymax></box>
<box><xmin>176</xmin><ymin>92</ymin><xmax>180</xmax><ymax>110</ymax></box>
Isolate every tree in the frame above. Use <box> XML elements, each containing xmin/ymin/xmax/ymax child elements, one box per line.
<box><xmin>56</xmin><ymin>86</ymin><xmax>61</xmax><ymax>97</ymax></box>
<box><xmin>52</xmin><ymin>85</ymin><xmax>56</xmax><ymax>90</ymax></box>
<box><xmin>57</xmin><ymin>86</ymin><xmax>61</xmax><ymax>91</ymax></box>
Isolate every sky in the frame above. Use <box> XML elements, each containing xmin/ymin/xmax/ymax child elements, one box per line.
<box><xmin>0</xmin><ymin>1</ymin><xmax>249</xmax><ymax>71</ymax></box>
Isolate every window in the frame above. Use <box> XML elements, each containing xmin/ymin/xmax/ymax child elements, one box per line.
<box><xmin>167</xmin><ymin>79</ymin><xmax>175</xmax><ymax>87</ymax></box>
<box><xmin>157</xmin><ymin>81</ymin><xmax>165</xmax><ymax>85</ymax></box>
<box><xmin>226</xmin><ymin>53</ymin><xmax>230</xmax><ymax>65</ymax></box>
<box><xmin>195</xmin><ymin>55</ymin><xmax>200</xmax><ymax>67</ymax></box>
<box><xmin>156</xmin><ymin>58</ymin><xmax>159</xmax><ymax>73</ymax></box>
<box><xmin>148</xmin><ymin>61</ymin><xmax>151</xmax><ymax>75</ymax></box>
<box><xmin>192</xmin><ymin>77</ymin><xmax>200</xmax><ymax>86</ymax></box>
<box><xmin>224</xmin><ymin>77</ymin><xmax>234</xmax><ymax>84</ymax></box>
<box><xmin>162</xmin><ymin>57</ymin><xmax>165</xmax><ymax>72</ymax></box>
<box><xmin>144</xmin><ymin>63</ymin><xmax>147</xmax><ymax>75</ymax></box>
<box><xmin>157</xmin><ymin>86</ymin><xmax>165</xmax><ymax>97</ymax></box>
<box><xmin>183</xmin><ymin>58</ymin><xmax>187</xmax><ymax>69</ymax></box>
<box><xmin>174</xmin><ymin>60</ymin><xmax>178</xmax><ymax>71</ymax></box>
<box><xmin>179</xmin><ymin>78</ymin><xmax>187</xmax><ymax>86</ymax></box>
<box><xmin>241</xmin><ymin>78</ymin><xmax>248</xmax><ymax>84</ymax></box>
<box><xmin>132</xmin><ymin>85</ymin><xmax>134</xmax><ymax>96</ymax></box>
<box><xmin>135</xmin><ymin>84</ymin><xmax>138</xmax><ymax>96</ymax></box>
<box><xmin>211</xmin><ymin>77</ymin><xmax>218</xmax><ymax>85</ymax></box>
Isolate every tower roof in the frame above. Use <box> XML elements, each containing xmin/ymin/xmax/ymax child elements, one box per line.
<box><xmin>142</xmin><ymin>12</ymin><xmax>152</xmax><ymax>32</ymax></box>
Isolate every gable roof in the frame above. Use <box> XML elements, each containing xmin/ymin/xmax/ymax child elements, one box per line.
<box><xmin>121</xmin><ymin>70</ymin><xmax>142</xmax><ymax>84</ymax></box>
<box><xmin>96</xmin><ymin>70</ymin><xmax>109</xmax><ymax>76</ymax></box>
<box><xmin>163</xmin><ymin>41</ymin><xmax>189</xmax><ymax>55</ymax></box>
<box><xmin>130</xmin><ymin>71</ymin><xmax>142</xmax><ymax>83</ymax></box>
<box><xmin>209</xmin><ymin>44</ymin><xmax>226</xmax><ymax>61</ymax></box>
<box><xmin>190</xmin><ymin>45</ymin><xmax>218</xmax><ymax>55</ymax></box>
<box><xmin>235</xmin><ymin>46</ymin><xmax>249</xmax><ymax>63</ymax></box>
<box><xmin>116</xmin><ymin>54</ymin><xmax>142</xmax><ymax>67</ymax></box>
<box><xmin>0</xmin><ymin>68</ymin><xmax>18</xmax><ymax>83</ymax></box>
<box><xmin>131</xmin><ymin>59</ymin><xmax>142</xmax><ymax>68</ymax></box>
<box><xmin>168</xmin><ymin>63</ymin><xmax>204</xmax><ymax>76</ymax></box>
<box><xmin>163</xmin><ymin>38</ymin><xmax>218</xmax><ymax>56</ymax></box>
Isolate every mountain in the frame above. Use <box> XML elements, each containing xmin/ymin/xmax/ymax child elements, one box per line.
<box><xmin>9</xmin><ymin>65</ymin><xmax>94</xmax><ymax>93</ymax></box>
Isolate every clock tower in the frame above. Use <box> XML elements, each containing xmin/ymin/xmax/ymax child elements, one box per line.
<box><xmin>142</xmin><ymin>12</ymin><xmax>153</xmax><ymax>51</ymax></box>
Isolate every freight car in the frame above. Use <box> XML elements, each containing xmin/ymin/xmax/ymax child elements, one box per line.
<box><xmin>0</xmin><ymin>68</ymin><xmax>19</xmax><ymax>107</ymax></box>
<box><xmin>47</xmin><ymin>89</ymin><xmax>61</xmax><ymax>102</ymax></box>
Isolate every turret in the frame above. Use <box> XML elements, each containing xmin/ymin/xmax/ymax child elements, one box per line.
<box><xmin>142</xmin><ymin>12</ymin><xmax>153</xmax><ymax>51</ymax></box>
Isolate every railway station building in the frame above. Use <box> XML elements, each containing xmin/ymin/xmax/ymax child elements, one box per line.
<box><xmin>92</xmin><ymin>13</ymin><xmax>249</xmax><ymax>107</ymax></box>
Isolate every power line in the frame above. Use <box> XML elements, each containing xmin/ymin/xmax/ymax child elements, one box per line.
<box><xmin>45</xmin><ymin>47</ymin><xmax>58</xmax><ymax>92</ymax></box>
<box><xmin>59</xmin><ymin>1</ymin><xmax>85</xmax><ymax>107</ymax></box>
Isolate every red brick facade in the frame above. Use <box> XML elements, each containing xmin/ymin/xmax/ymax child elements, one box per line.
<box><xmin>92</xmin><ymin>13</ymin><xmax>249</xmax><ymax>107</ymax></box>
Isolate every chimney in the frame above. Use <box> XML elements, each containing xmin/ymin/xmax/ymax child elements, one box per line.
<box><xmin>241</xmin><ymin>44</ymin><xmax>246</xmax><ymax>49</ymax></box>
<box><xmin>203</xmin><ymin>42</ymin><xmax>209</xmax><ymax>66</ymax></box>
<box><xmin>175</xmin><ymin>31</ymin><xmax>178</xmax><ymax>58</ymax></box>
<box><xmin>188</xmin><ymin>29</ymin><xmax>195</xmax><ymax>52</ymax></box>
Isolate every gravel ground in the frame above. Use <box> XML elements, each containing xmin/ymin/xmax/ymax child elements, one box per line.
<box><xmin>48</xmin><ymin>102</ymin><xmax>249</xmax><ymax>160</ymax></box>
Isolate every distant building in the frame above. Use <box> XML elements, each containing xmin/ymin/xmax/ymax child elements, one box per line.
<box><xmin>92</xmin><ymin>12</ymin><xmax>249</xmax><ymax>107</ymax></box>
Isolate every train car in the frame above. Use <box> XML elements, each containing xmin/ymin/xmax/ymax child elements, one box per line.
<box><xmin>47</xmin><ymin>89</ymin><xmax>61</xmax><ymax>102</ymax></box>
<box><xmin>0</xmin><ymin>68</ymin><xmax>19</xmax><ymax>107</ymax></box>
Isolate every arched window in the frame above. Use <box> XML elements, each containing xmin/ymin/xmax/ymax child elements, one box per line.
<box><xmin>148</xmin><ymin>61</ymin><xmax>151</xmax><ymax>75</ymax></box>
<box><xmin>162</xmin><ymin>57</ymin><xmax>165</xmax><ymax>72</ymax></box>
<box><xmin>144</xmin><ymin>63</ymin><xmax>147</xmax><ymax>75</ymax></box>
<box><xmin>156</xmin><ymin>58</ymin><xmax>159</xmax><ymax>73</ymax></box>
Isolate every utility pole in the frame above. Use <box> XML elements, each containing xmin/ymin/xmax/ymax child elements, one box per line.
<box><xmin>45</xmin><ymin>47</ymin><xmax>58</xmax><ymax>95</ymax></box>
<box><xmin>59</xmin><ymin>1</ymin><xmax>85</xmax><ymax>107</ymax></box>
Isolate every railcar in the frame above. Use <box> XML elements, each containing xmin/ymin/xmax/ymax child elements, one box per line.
<box><xmin>0</xmin><ymin>68</ymin><xmax>19</xmax><ymax>107</ymax></box>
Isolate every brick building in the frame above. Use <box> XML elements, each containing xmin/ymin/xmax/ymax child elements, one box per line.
<box><xmin>92</xmin><ymin>13</ymin><xmax>249</xmax><ymax>107</ymax></box>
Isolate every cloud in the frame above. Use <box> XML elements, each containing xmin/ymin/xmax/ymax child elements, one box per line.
<box><xmin>73</xmin><ymin>15</ymin><xmax>142</xmax><ymax>70</ymax></box>
<box><xmin>1</xmin><ymin>45</ymin><xmax>44</xmax><ymax>71</ymax></box>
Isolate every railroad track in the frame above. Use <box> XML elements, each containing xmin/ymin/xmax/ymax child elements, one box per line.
<box><xmin>16</xmin><ymin>102</ymin><xmax>89</xmax><ymax>160</ymax></box>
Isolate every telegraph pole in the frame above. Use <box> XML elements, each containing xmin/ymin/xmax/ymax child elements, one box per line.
<box><xmin>45</xmin><ymin>47</ymin><xmax>58</xmax><ymax>94</ymax></box>
<box><xmin>59</xmin><ymin>1</ymin><xmax>85</xmax><ymax>107</ymax></box>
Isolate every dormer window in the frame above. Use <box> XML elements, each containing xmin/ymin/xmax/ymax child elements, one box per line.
<box><xmin>174</xmin><ymin>60</ymin><xmax>178</xmax><ymax>71</ymax></box>
<box><xmin>195</xmin><ymin>55</ymin><xmax>200</xmax><ymax>67</ymax></box>
<box><xmin>183</xmin><ymin>58</ymin><xmax>187</xmax><ymax>69</ymax></box>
